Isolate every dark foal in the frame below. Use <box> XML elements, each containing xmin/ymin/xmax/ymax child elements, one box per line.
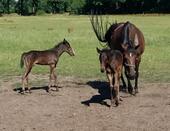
<box><xmin>97</xmin><ymin>48</ymin><xmax>123</xmax><ymax>107</ymax></box>
<box><xmin>20</xmin><ymin>39</ymin><xmax>75</xmax><ymax>94</ymax></box>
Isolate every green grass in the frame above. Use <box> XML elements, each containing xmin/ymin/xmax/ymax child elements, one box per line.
<box><xmin>0</xmin><ymin>14</ymin><xmax>170</xmax><ymax>82</ymax></box>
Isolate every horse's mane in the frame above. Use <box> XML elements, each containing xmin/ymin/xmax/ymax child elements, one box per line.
<box><xmin>53</xmin><ymin>41</ymin><xmax>64</xmax><ymax>49</ymax></box>
<box><xmin>105</xmin><ymin>23</ymin><xmax>118</xmax><ymax>43</ymax></box>
<box><xmin>122</xmin><ymin>21</ymin><xmax>134</xmax><ymax>48</ymax></box>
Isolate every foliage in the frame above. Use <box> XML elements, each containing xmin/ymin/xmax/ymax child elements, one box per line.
<box><xmin>36</xmin><ymin>9</ymin><xmax>46</xmax><ymax>16</ymax></box>
<box><xmin>0</xmin><ymin>0</ymin><xmax>170</xmax><ymax>15</ymax></box>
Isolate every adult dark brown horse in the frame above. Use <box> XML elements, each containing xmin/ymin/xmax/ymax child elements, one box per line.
<box><xmin>91</xmin><ymin>15</ymin><xmax>145</xmax><ymax>95</ymax></box>
<box><xmin>20</xmin><ymin>39</ymin><xmax>75</xmax><ymax>94</ymax></box>
<box><xmin>97</xmin><ymin>48</ymin><xmax>123</xmax><ymax>106</ymax></box>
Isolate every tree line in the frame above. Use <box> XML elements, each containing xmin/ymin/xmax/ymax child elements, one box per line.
<box><xmin>0</xmin><ymin>0</ymin><xmax>169</xmax><ymax>15</ymax></box>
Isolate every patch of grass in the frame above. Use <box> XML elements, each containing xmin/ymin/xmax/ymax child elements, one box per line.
<box><xmin>0</xmin><ymin>15</ymin><xmax>170</xmax><ymax>82</ymax></box>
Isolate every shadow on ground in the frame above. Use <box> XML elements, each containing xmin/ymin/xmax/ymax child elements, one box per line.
<box><xmin>13</xmin><ymin>86</ymin><xmax>49</xmax><ymax>93</ymax></box>
<box><xmin>13</xmin><ymin>86</ymin><xmax>63</xmax><ymax>94</ymax></box>
<box><xmin>81</xmin><ymin>80</ymin><xmax>111</xmax><ymax>107</ymax></box>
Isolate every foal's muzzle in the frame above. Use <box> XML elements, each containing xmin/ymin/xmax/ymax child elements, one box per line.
<box><xmin>70</xmin><ymin>48</ymin><xmax>75</xmax><ymax>56</ymax></box>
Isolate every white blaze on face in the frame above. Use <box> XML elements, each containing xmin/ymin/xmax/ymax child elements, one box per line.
<box><xmin>130</xmin><ymin>53</ymin><xmax>132</xmax><ymax>57</ymax></box>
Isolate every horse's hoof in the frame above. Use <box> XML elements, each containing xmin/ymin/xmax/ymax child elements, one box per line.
<box><xmin>131</xmin><ymin>90</ymin><xmax>137</xmax><ymax>96</ymax></box>
<box><xmin>110</xmin><ymin>104</ymin><xmax>114</xmax><ymax>108</ymax></box>
<box><xmin>20</xmin><ymin>91</ymin><xmax>25</xmax><ymax>95</ymax></box>
<box><xmin>46</xmin><ymin>89</ymin><xmax>49</xmax><ymax>93</ymax></box>
<box><xmin>135</xmin><ymin>89</ymin><xmax>139</xmax><ymax>94</ymax></box>
<box><xmin>119</xmin><ymin>97</ymin><xmax>123</xmax><ymax>101</ymax></box>
<box><xmin>115</xmin><ymin>101</ymin><xmax>119</xmax><ymax>107</ymax></box>
<box><xmin>55</xmin><ymin>87</ymin><xmax>59</xmax><ymax>92</ymax></box>
<box><xmin>110</xmin><ymin>100</ymin><xmax>115</xmax><ymax>108</ymax></box>
<box><xmin>25</xmin><ymin>90</ymin><xmax>32</xmax><ymax>94</ymax></box>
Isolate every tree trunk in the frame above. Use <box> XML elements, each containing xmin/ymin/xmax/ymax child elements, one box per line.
<box><xmin>7</xmin><ymin>0</ymin><xmax>10</xmax><ymax>14</ymax></box>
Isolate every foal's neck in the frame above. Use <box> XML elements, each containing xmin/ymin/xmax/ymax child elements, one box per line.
<box><xmin>53</xmin><ymin>44</ymin><xmax>66</xmax><ymax>57</ymax></box>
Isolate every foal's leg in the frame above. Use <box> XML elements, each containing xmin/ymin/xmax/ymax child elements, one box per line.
<box><xmin>106</xmin><ymin>73</ymin><xmax>114</xmax><ymax>107</ymax></box>
<box><xmin>53</xmin><ymin>70</ymin><xmax>59</xmax><ymax>91</ymax></box>
<box><xmin>114</xmin><ymin>72</ymin><xmax>120</xmax><ymax>106</ymax></box>
<box><xmin>48</xmin><ymin>64</ymin><xmax>57</xmax><ymax>92</ymax></box>
<box><xmin>52</xmin><ymin>64</ymin><xmax>58</xmax><ymax>91</ymax></box>
<box><xmin>22</xmin><ymin>66</ymin><xmax>32</xmax><ymax>94</ymax></box>
<box><xmin>48</xmin><ymin>65</ymin><xmax>53</xmax><ymax>92</ymax></box>
<box><xmin>118</xmin><ymin>69</ymin><xmax>123</xmax><ymax>101</ymax></box>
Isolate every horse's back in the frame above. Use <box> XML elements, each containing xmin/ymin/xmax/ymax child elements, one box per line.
<box><xmin>107</xmin><ymin>22</ymin><xmax>145</xmax><ymax>55</ymax></box>
<box><xmin>107</xmin><ymin>50</ymin><xmax>123</xmax><ymax>70</ymax></box>
<box><xmin>22</xmin><ymin>50</ymin><xmax>57</xmax><ymax>65</ymax></box>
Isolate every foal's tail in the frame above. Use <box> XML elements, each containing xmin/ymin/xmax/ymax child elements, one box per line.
<box><xmin>20</xmin><ymin>53</ymin><xmax>25</xmax><ymax>68</ymax></box>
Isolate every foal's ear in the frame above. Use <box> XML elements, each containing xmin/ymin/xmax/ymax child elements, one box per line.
<box><xmin>96</xmin><ymin>47</ymin><xmax>101</xmax><ymax>54</ymax></box>
<box><xmin>63</xmin><ymin>38</ymin><xmax>66</xmax><ymax>43</ymax></box>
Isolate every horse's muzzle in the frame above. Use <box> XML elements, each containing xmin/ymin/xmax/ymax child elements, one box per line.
<box><xmin>127</xmin><ymin>74</ymin><xmax>136</xmax><ymax>80</ymax></box>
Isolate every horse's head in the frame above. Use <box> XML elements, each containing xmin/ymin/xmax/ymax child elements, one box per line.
<box><xmin>96</xmin><ymin>48</ymin><xmax>108</xmax><ymax>73</ymax></box>
<box><xmin>62</xmin><ymin>39</ymin><xmax>75</xmax><ymax>56</ymax></box>
<box><xmin>122</xmin><ymin>45</ymin><xmax>139</xmax><ymax>80</ymax></box>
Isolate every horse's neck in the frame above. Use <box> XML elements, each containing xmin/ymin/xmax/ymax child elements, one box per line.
<box><xmin>53</xmin><ymin>44</ymin><xmax>65</xmax><ymax>57</ymax></box>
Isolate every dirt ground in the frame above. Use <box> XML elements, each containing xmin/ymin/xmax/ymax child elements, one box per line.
<box><xmin>0</xmin><ymin>74</ymin><xmax>169</xmax><ymax>131</ymax></box>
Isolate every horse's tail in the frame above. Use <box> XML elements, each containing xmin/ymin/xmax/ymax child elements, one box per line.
<box><xmin>20</xmin><ymin>53</ymin><xmax>25</xmax><ymax>68</ymax></box>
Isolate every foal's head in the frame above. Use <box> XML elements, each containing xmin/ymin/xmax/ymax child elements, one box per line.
<box><xmin>55</xmin><ymin>39</ymin><xmax>75</xmax><ymax>56</ymax></box>
<box><xmin>96</xmin><ymin>48</ymin><xmax>108</xmax><ymax>73</ymax></box>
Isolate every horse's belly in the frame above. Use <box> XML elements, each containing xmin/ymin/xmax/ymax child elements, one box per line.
<box><xmin>35</xmin><ymin>59</ymin><xmax>56</xmax><ymax>65</ymax></box>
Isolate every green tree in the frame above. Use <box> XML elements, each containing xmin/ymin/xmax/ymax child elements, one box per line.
<box><xmin>0</xmin><ymin>0</ymin><xmax>16</xmax><ymax>14</ymax></box>
<box><xmin>65</xmin><ymin>0</ymin><xmax>86</xmax><ymax>14</ymax></box>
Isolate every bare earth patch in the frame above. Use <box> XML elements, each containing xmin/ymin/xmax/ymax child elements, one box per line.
<box><xmin>0</xmin><ymin>75</ymin><xmax>170</xmax><ymax>131</ymax></box>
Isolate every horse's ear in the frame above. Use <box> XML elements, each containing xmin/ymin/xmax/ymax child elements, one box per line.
<box><xmin>96</xmin><ymin>47</ymin><xmax>101</xmax><ymax>54</ymax></box>
<box><xmin>63</xmin><ymin>38</ymin><xmax>66</xmax><ymax>43</ymax></box>
<box><xmin>134</xmin><ymin>34</ymin><xmax>139</xmax><ymax>47</ymax></box>
<box><xmin>135</xmin><ymin>45</ymin><xmax>140</xmax><ymax>50</ymax></box>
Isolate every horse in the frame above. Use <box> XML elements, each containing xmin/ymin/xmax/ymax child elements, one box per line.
<box><xmin>97</xmin><ymin>48</ymin><xmax>123</xmax><ymax>107</ymax></box>
<box><xmin>90</xmin><ymin>15</ymin><xmax>145</xmax><ymax>95</ymax></box>
<box><xmin>20</xmin><ymin>39</ymin><xmax>75</xmax><ymax>94</ymax></box>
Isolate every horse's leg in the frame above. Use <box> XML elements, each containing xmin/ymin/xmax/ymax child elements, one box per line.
<box><xmin>52</xmin><ymin>64</ymin><xmax>58</xmax><ymax>91</ymax></box>
<box><xmin>48</xmin><ymin>64</ymin><xmax>56</xmax><ymax>92</ymax></box>
<box><xmin>106</xmin><ymin>73</ymin><xmax>114</xmax><ymax>107</ymax></box>
<box><xmin>118</xmin><ymin>69</ymin><xmax>123</xmax><ymax>101</ymax></box>
<box><xmin>134</xmin><ymin>61</ymin><xmax>140</xmax><ymax>94</ymax></box>
<box><xmin>26</xmin><ymin>76</ymin><xmax>32</xmax><ymax>94</ymax></box>
<box><xmin>114</xmin><ymin>72</ymin><xmax>120</xmax><ymax>106</ymax></box>
<box><xmin>22</xmin><ymin>66</ymin><xmax>32</xmax><ymax>94</ymax></box>
<box><xmin>48</xmin><ymin>65</ymin><xmax>53</xmax><ymax>92</ymax></box>
<box><xmin>22</xmin><ymin>74</ymin><xmax>26</xmax><ymax>94</ymax></box>
<box><xmin>121</xmin><ymin>73</ymin><xmax>127</xmax><ymax>92</ymax></box>
<box><xmin>125</xmin><ymin>71</ymin><xmax>133</xmax><ymax>94</ymax></box>
<box><xmin>126</xmin><ymin>72</ymin><xmax>133</xmax><ymax>94</ymax></box>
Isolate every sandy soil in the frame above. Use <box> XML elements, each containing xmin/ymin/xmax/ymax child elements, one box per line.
<box><xmin>0</xmin><ymin>74</ymin><xmax>170</xmax><ymax>131</ymax></box>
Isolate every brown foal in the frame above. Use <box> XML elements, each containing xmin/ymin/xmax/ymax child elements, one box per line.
<box><xmin>20</xmin><ymin>39</ymin><xmax>75</xmax><ymax>94</ymax></box>
<box><xmin>97</xmin><ymin>48</ymin><xmax>123</xmax><ymax>107</ymax></box>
